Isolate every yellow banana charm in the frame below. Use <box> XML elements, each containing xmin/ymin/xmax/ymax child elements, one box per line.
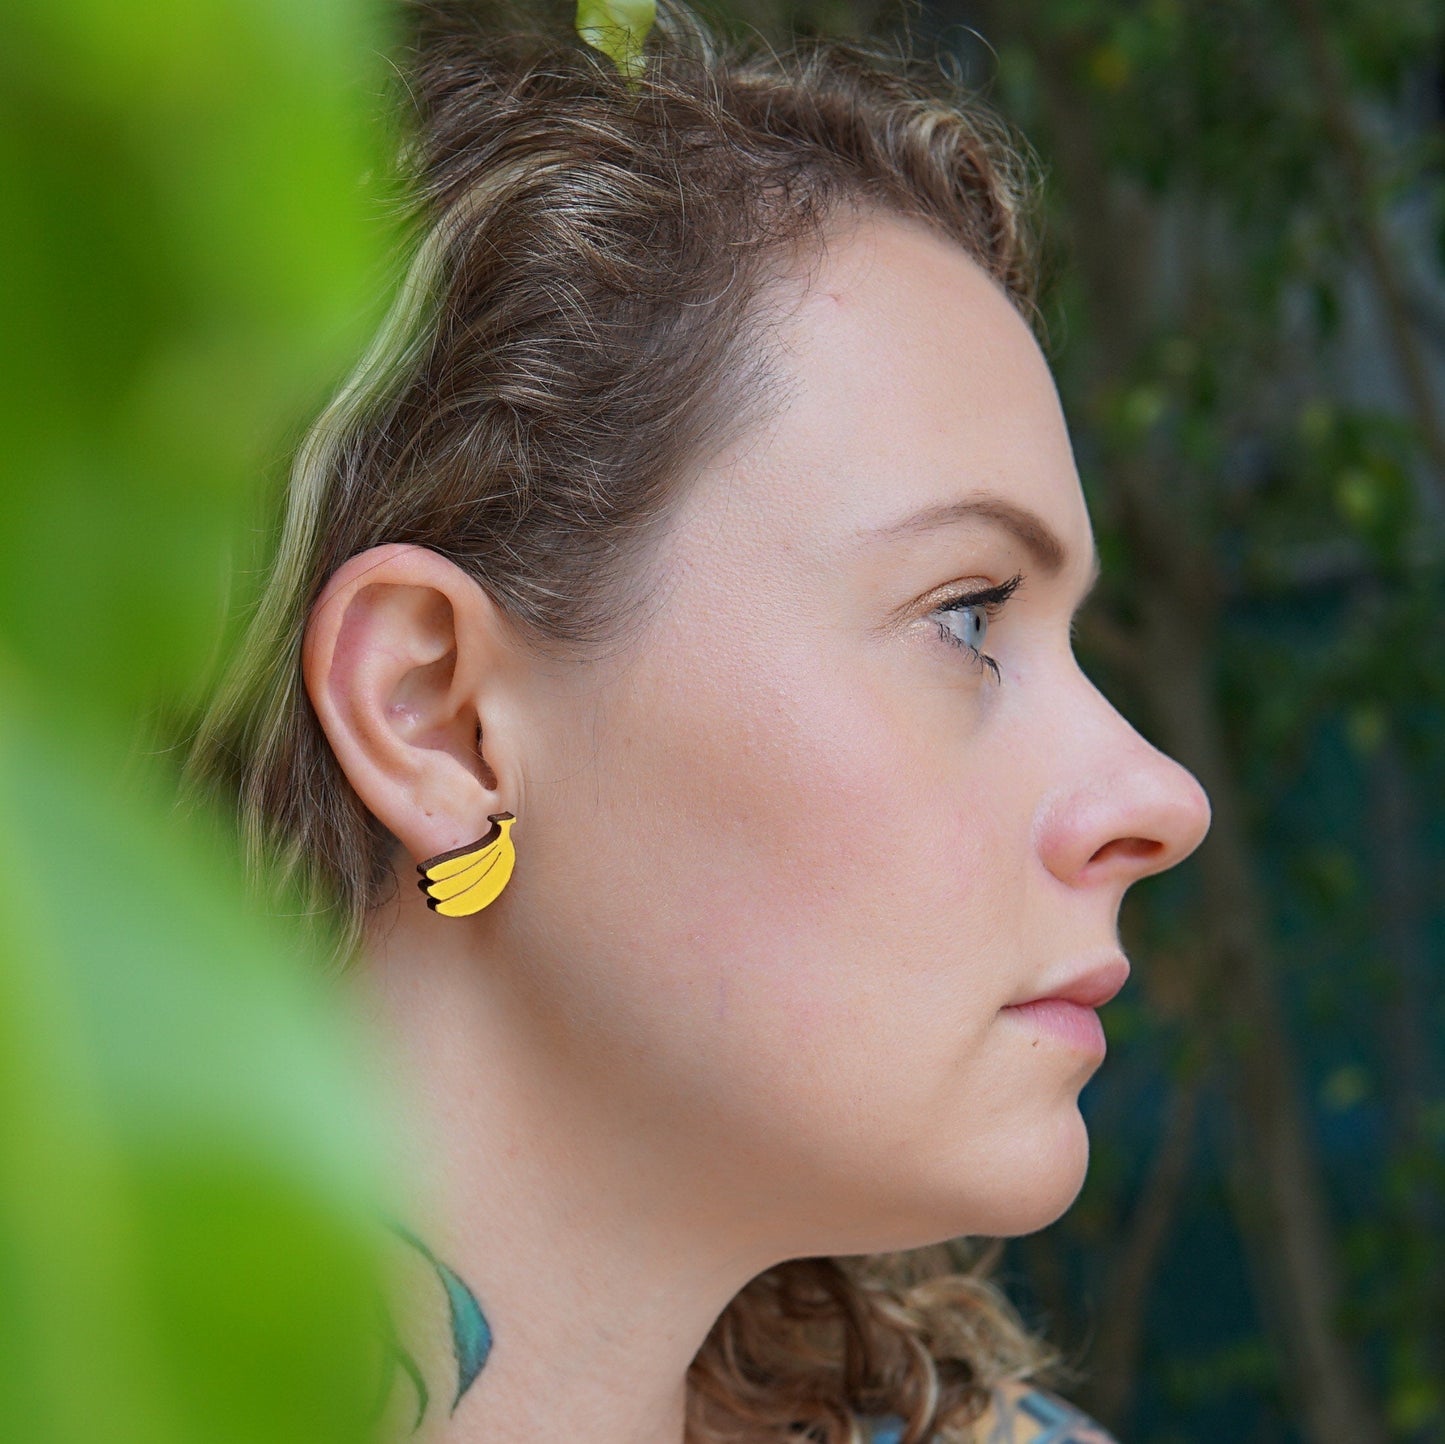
<box><xmin>416</xmin><ymin>812</ymin><xmax>517</xmax><ymax>917</ymax></box>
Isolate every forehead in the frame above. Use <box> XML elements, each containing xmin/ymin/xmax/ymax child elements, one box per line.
<box><xmin>724</xmin><ymin>210</ymin><xmax>1090</xmax><ymax>570</ymax></box>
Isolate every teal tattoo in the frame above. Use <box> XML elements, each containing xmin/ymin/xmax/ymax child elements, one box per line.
<box><xmin>373</xmin><ymin>1217</ymin><xmax>493</xmax><ymax>1432</ymax></box>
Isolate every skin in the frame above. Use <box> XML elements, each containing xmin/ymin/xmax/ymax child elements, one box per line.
<box><xmin>303</xmin><ymin>209</ymin><xmax>1211</xmax><ymax>1443</ymax></box>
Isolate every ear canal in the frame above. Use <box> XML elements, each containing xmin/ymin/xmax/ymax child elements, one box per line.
<box><xmin>417</xmin><ymin>812</ymin><xmax>517</xmax><ymax>917</ymax></box>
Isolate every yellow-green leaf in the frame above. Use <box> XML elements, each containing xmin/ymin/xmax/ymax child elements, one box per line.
<box><xmin>576</xmin><ymin>0</ymin><xmax>655</xmax><ymax>81</ymax></box>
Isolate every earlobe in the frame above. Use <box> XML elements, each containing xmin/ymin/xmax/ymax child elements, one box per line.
<box><xmin>301</xmin><ymin>543</ymin><xmax>510</xmax><ymax>866</ymax></box>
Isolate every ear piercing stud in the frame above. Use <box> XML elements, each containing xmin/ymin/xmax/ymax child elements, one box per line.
<box><xmin>416</xmin><ymin>812</ymin><xmax>516</xmax><ymax>916</ymax></box>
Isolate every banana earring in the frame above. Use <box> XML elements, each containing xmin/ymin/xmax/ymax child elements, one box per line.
<box><xmin>417</xmin><ymin>812</ymin><xmax>517</xmax><ymax>917</ymax></box>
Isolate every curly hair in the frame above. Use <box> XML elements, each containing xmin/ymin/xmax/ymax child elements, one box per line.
<box><xmin>183</xmin><ymin>1</ymin><xmax>1072</xmax><ymax>1438</ymax></box>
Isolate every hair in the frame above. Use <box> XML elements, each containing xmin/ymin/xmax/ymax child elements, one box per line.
<box><xmin>183</xmin><ymin>0</ymin><xmax>1071</xmax><ymax>1437</ymax></box>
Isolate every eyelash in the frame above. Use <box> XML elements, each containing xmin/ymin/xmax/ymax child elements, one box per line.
<box><xmin>930</xmin><ymin>571</ymin><xmax>1024</xmax><ymax>685</ymax></box>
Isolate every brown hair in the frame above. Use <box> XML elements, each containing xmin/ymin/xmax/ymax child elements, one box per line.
<box><xmin>184</xmin><ymin>1</ymin><xmax>1068</xmax><ymax>1437</ymax></box>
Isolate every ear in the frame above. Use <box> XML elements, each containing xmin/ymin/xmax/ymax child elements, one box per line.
<box><xmin>301</xmin><ymin>542</ymin><xmax>520</xmax><ymax>868</ymax></box>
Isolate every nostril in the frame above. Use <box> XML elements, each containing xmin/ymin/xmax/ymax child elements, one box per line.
<box><xmin>1089</xmin><ymin>836</ymin><xmax>1163</xmax><ymax>868</ymax></box>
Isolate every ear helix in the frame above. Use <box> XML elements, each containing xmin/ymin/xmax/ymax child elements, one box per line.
<box><xmin>416</xmin><ymin>812</ymin><xmax>517</xmax><ymax>917</ymax></box>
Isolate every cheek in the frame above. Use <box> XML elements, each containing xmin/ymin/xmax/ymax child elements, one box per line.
<box><xmin>507</xmin><ymin>605</ymin><xmax>1089</xmax><ymax>1244</ymax></box>
<box><xmin>660</xmin><ymin>628</ymin><xmax>909</xmax><ymax>879</ymax></box>
<box><xmin>623</xmin><ymin>626</ymin><xmax>892</xmax><ymax>978</ymax></box>
<box><xmin>576</xmin><ymin>621</ymin><xmax>1024</xmax><ymax>1129</ymax></box>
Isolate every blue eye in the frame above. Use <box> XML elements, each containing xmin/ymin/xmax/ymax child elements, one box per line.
<box><xmin>930</xmin><ymin>572</ymin><xmax>1023</xmax><ymax>685</ymax></box>
<box><xmin>941</xmin><ymin>603</ymin><xmax>989</xmax><ymax>652</ymax></box>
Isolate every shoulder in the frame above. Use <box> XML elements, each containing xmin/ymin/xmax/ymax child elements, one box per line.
<box><xmin>867</xmin><ymin>1381</ymin><xmax>1120</xmax><ymax>1444</ymax></box>
<box><xmin>965</xmin><ymin>1379</ymin><xmax>1121</xmax><ymax>1444</ymax></box>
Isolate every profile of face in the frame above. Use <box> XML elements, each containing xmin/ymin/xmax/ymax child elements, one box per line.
<box><xmin>307</xmin><ymin>210</ymin><xmax>1212</xmax><ymax>1263</ymax></box>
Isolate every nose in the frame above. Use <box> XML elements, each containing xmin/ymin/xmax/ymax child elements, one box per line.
<box><xmin>1036</xmin><ymin>686</ymin><xmax>1213</xmax><ymax>890</ymax></box>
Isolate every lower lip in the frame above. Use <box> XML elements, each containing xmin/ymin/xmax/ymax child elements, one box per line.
<box><xmin>1001</xmin><ymin>999</ymin><xmax>1107</xmax><ymax>1055</ymax></box>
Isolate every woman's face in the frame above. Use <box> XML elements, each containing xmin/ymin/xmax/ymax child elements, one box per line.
<box><xmin>420</xmin><ymin>211</ymin><xmax>1210</xmax><ymax>1253</ymax></box>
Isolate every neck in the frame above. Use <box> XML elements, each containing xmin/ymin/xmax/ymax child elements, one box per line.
<box><xmin>349</xmin><ymin>881</ymin><xmax>769</xmax><ymax>1444</ymax></box>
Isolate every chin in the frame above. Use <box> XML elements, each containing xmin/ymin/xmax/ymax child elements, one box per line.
<box><xmin>830</xmin><ymin>1106</ymin><xmax>1094</xmax><ymax>1254</ymax></box>
<box><xmin>980</xmin><ymin>1104</ymin><xmax>1093</xmax><ymax>1238</ymax></box>
<box><xmin>928</xmin><ymin>1101</ymin><xmax>1094</xmax><ymax>1242</ymax></box>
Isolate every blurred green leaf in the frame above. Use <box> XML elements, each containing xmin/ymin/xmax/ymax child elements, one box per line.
<box><xmin>0</xmin><ymin>687</ymin><xmax>393</xmax><ymax>1444</ymax></box>
<box><xmin>0</xmin><ymin>1</ymin><xmax>403</xmax><ymax>1441</ymax></box>
<box><xmin>576</xmin><ymin>0</ymin><xmax>656</xmax><ymax>80</ymax></box>
<box><xmin>0</xmin><ymin>0</ymin><xmax>393</xmax><ymax>723</ymax></box>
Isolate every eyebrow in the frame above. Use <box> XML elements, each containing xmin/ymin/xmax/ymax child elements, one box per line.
<box><xmin>858</xmin><ymin>493</ymin><xmax>1102</xmax><ymax>595</ymax></box>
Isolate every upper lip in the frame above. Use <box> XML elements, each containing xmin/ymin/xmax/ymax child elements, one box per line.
<box><xmin>1006</xmin><ymin>954</ymin><xmax>1131</xmax><ymax>1009</ymax></box>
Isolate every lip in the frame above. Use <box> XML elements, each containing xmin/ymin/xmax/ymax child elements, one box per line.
<box><xmin>998</xmin><ymin>957</ymin><xmax>1129</xmax><ymax>1057</ymax></box>
<box><xmin>1004</xmin><ymin>954</ymin><xmax>1130</xmax><ymax>1010</ymax></box>
<box><xmin>1000</xmin><ymin>998</ymin><xmax>1109</xmax><ymax>1054</ymax></box>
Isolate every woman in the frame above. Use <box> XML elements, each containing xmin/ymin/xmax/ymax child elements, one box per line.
<box><xmin>187</xmin><ymin>1</ymin><xmax>1212</xmax><ymax>1439</ymax></box>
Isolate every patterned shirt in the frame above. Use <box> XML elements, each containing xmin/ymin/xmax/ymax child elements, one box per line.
<box><xmin>867</xmin><ymin>1380</ymin><xmax>1121</xmax><ymax>1443</ymax></box>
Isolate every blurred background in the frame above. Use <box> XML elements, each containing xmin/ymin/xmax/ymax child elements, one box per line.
<box><xmin>2</xmin><ymin>2</ymin><xmax>1440</xmax><ymax>1443</ymax></box>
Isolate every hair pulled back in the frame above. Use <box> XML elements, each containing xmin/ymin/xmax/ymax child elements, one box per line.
<box><xmin>186</xmin><ymin>1</ymin><xmax>1064</xmax><ymax>1437</ymax></box>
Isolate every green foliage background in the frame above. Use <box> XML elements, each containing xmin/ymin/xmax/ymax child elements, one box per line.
<box><xmin>0</xmin><ymin>2</ymin><xmax>401</xmax><ymax>1442</ymax></box>
<box><xmin>3</xmin><ymin>1</ymin><xmax>1441</xmax><ymax>1443</ymax></box>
